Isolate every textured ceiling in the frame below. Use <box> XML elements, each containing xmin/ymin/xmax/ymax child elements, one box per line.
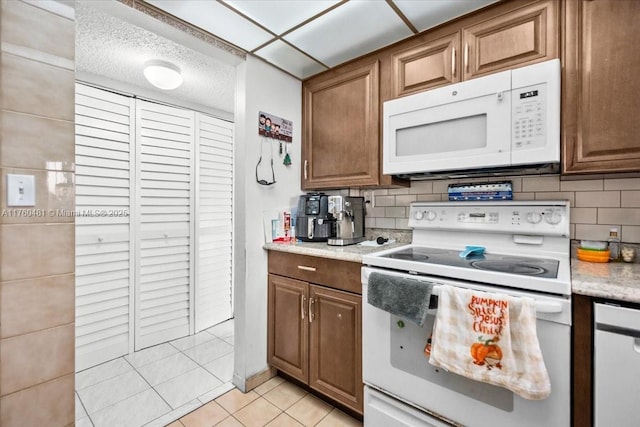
<box><xmin>75</xmin><ymin>0</ymin><xmax>500</xmax><ymax>114</ymax></box>
<box><xmin>75</xmin><ymin>1</ymin><xmax>237</xmax><ymax>115</ymax></box>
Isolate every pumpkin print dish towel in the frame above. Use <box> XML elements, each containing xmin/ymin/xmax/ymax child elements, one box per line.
<box><xmin>428</xmin><ymin>285</ymin><xmax>551</xmax><ymax>400</ymax></box>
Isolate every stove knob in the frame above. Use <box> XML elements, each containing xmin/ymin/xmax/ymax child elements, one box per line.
<box><xmin>526</xmin><ymin>212</ymin><xmax>542</xmax><ymax>224</ymax></box>
<box><xmin>425</xmin><ymin>210</ymin><xmax>437</xmax><ymax>221</ymax></box>
<box><xmin>414</xmin><ymin>210</ymin><xmax>424</xmax><ymax>220</ymax></box>
<box><xmin>545</xmin><ymin>211</ymin><xmax>563</xmax><ymax>225</ymax></box>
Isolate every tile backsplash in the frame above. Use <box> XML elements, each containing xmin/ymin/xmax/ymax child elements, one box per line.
<box><xmin>359</xmin><ymin>175</ymin><xmax>640</xmax><ymax>244</ymax></box>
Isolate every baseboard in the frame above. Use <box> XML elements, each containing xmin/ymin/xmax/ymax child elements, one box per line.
<box><xmin>232</xmin><ymin>366</ymin><xmax>276</xmax><ymax>393</ymax></box>
<box><xmin>246</xmin><ymin>366</ymin><xmax>277</xmax><ymax>391</ymax></box>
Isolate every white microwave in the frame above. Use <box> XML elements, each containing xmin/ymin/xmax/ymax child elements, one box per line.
<box><xmin>382</xmin><ymin>59</ymin><xmax>560</xmax><ymax>178</ymax></box>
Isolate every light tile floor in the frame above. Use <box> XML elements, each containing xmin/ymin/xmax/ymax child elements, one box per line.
<box><xmin>76</xmin><ymin>318</ymin><xmax>362</xmax><ymax>427</ymax></box>
<box><xmin>168</xmin><ymin>376</ymin><xmax>363</xmax><ymax>427</ymax></box>
<box><xmin>75</xmin><ymin>319</ymin><xmax>236</xmax><ymax>427</ymax></box>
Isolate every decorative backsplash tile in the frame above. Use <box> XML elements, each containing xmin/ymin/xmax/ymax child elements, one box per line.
<box><xmin>360</xmin><ymin>174</ymin><xmax>640</xmax><ymax>243</ymax></box>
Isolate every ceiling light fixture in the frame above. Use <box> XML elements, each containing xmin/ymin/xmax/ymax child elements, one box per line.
<box><xmin>143</xmin><ymin>59</ymin><xmax>183</xmax><ymax>90</ymax></box>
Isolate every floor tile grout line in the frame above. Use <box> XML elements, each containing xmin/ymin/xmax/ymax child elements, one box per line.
<box><xmin>78</xmin><ymin>369</ymin><xmax>155</xmax><ymax>418</ymax></box>
<box><xmin>75</xmin><ymin>320</ymin><xmax>236</xmax><ymax>426</ymax></box>
<box><xmin>130</xmin><ymin>359</ymin><xmax>175</xmax><ymax>412</ymax></box>
<box><xmin>124</xmin><ymin>343</ymin><xmax>183</xmax><ymax>370</ymax></box>
<box><xmin>85</xmin><ymin>388</ymin><xmax>165</xmax><ymax>427</ymax></box>
<box><xmin>76</xmin><ymin>391</ymin><xmax>96</xmax><ymax>427</ymax></box>
<box><xmin>77</xmin><ymin>357</ymin><xmax>214</xmax><ymax>423</ymax></box>
<box><xmin>134</xmin><ymin>349</ymin><xmax>216</xmax><ymax>391</ymax></box>
<box><xmin>75</xmin><ymin>390</ymin><xmax>92</xmax><ymax>420</ymax></box>
<box><xmin>312</xmin><ymin>407</ymin><xmax>335</xmax><ymax>426</ymax></box>
<box><xmin>177</xmin><ymin>339</ymin><xmax>234</xmax><ymax>380</ymax></box>
<box><xmin>169</xmin><ymin>329</ymin><xmax>218</xmax><ymax>352</ymax></box>
<box><xmin>75</xmin><ymin>357</ymin><xmax>135</xmax><ymax>391</ymax></box>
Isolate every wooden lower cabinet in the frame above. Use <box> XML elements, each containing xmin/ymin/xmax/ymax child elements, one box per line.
<box><xmin>309</xmin><ymin>285</ymin><xmax>362</xmax><ymax>412</ymax></box>
<box><xmin>267</xmin><ymin>253</ymin><xmax>363</xmax><ymax>414</ymax></box>
<box><xmin>268</xmin><ymin>275</ymin><xmax>308</xmax><ymax>382</ymax></box>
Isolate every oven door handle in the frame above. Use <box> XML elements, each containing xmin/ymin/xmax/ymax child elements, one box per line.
<box><xmin>533</xmin><ymin>301</ymin><xmax>563</xmax><ymax>314</ymax></box>
<box><xmin>430</xmin><ymin>285</ymin><xmax>563</xmax><ymax>314</ymax></box>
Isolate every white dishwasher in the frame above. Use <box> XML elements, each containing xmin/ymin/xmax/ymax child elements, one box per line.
<box><xmin>594</xmin><ymin>303</ymin><xmax>640</xmax><ymax>427</ymax></box>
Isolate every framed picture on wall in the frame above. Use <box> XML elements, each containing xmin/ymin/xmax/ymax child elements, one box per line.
<box><xmin>258</xmin><ymin>111</ymin><xmax>292</xmax><ymax>142</ymax></box>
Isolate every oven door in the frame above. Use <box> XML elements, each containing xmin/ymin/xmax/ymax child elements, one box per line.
<box><xmin>362</xmin><ymin>267</ymin><xmax>571</xmax><ymax>427</ymax></box>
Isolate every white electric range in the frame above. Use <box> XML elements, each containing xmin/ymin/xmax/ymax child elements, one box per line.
<box><xmin>361</xmin><ymin>201</ymin><xmax>571</xmax><ymax>427</ymax></box>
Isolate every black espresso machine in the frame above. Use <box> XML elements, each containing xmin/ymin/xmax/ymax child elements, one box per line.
<box><xmin>295</xmin><ymin>193</ymin><xmax>334</xmax><ymax>242</ymax></box>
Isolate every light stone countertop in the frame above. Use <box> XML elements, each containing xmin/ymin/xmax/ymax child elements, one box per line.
<box><xmin>265</xmin><ymin>241</ymin><xmax>640</xmax><ymax>304</ymax></box>
<box><xmin>263</xmin><ymin>240</ymin><xmax>407</xmax><ymax>263</ymax></box>
<box><xmin>571</xmin><ymin>260</ymin><xmax>640</xmax><ymax>304</ymax></box>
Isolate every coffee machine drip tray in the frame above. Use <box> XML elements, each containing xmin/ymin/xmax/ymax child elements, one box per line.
<box><xmin>327</xmin><ymin>236</ymin><xmax>367</xmax><ymax>246</ymax></box>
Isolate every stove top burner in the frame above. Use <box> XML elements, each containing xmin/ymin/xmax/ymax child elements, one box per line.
<box><xmin>470</xmin><ymin>260</ymin><xmax>547</xmax><ymax>276</ymax></box>
<box><xmin>387</xmin><ymin>253</ymin><xmax>430</xmax><ymax>262</ymax></box>
<box><xmin>381</xmin><ymin>247</ymin><xmax>559</xmax><ymax>279</ymax></box>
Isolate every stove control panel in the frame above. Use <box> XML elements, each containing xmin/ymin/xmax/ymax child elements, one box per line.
<box><xmin>408</xmin><ymin>201</ymin><xmax>570</xmax><ymax>236</ymax></box>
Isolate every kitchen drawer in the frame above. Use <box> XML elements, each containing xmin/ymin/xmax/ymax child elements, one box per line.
<box><xmin>268</xmin><ymin>251</ymin><xmax>361</xmax><ymax>294</ymax></box>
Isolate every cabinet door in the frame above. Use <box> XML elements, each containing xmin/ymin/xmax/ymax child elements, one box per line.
<box><xmin>302</xmin><ymin>61</ymin><xmax>379</xmax><ymax>189</ymax></box>
<box><xmin>562</xmin><ymin>0</ymin><xmax>640</xmax><ymax>174</ymax></box>
<box><xmin>309</xmin><ymin>285</ymin><xmax>363</xmax><ymax>414</ymax></box>
<box><xmin>462</xmin><ymin>0</ymin><xmax>558</xmax><ymax>80</ymax></box>
<box><xmin>268</xmin><ymin>274</ymin><xmax>308</xmax><ymax>382</ymax></box>
<box><xmin>391</xmin><ymin>32</ymin><xmax>461</xmax><ymax>98</ymax></box>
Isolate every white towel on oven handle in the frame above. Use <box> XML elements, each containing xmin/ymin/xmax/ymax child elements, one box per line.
<box><xmin>428</xmin><ymin>285</ymin><xmax>551</xmax><ymax>400</ymax></box>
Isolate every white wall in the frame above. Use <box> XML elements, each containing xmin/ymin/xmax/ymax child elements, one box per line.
<box><xmin>233</xmin><ymin>56</ymin><xmax>302</xmax><ymax>389</ymax></box>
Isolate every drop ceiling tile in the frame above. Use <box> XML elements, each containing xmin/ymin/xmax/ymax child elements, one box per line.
<box><xmin>145</xmin><ymin>0</ymin><xmax>272</xmax><ymax>51</ymax></box>
<box><xmin>394</xmin><ymin>0</ymin><xmax>500</xmax><ymax>32</ymax></box>
<box><xmin>223</xmin><ymin>0</ymin><xmax>341</xmax><ymax>35</ymax></box>
<box><xmin>284</xmin><ymin>1</ymin><xmax>413</xmax><ymax>68</ymax></box>
<box><xmin>254</xmin><ymin>40</ymin><xmax>327</xmax><ymax>79</ymax></box>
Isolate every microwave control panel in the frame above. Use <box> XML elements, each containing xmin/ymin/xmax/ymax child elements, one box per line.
<box><xmin>512</xmin><ymin>83</ymin><xmax>546</xmax><ymax>150</ymax></box>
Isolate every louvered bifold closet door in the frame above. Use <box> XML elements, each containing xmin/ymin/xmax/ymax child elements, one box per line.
<box><xmin>195</xmin><ymin>113</ymin><xmax>234</xmax><ymax>331</ymax></box>
<box><xmin>75</xmin><ymin>83</ymin><xmax>134</xmax><ymax>371</ymax></box>
<box><xmin>135</xmin><ymin>100</ymin><xmax>194</xmax><ymax>350</ymax></box>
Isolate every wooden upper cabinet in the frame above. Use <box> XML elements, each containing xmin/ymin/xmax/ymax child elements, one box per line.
<box><xmin>462</xmin><ymin>0</ymin><xmax>558</xmax><ymax>80</ymax></box>
<box><xmin>302</xmin><ymin>61</ymin><xmax>380</xmax><ymax>190</ymax></box>
<box><xmin>562</xmin><ymin>0</ymin><xmax>640</xmax><ymax>174</ymax></box>
<box><xmin>391</xmin><ymin>32</ymin><xmax>461</xmax><ymax>97</ymax></box>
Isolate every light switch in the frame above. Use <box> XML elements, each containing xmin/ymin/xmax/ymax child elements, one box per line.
<box><xmin>7</xmin><ymin>174</ymin><xmax>35</xmax><ymax>206</ymax></box>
